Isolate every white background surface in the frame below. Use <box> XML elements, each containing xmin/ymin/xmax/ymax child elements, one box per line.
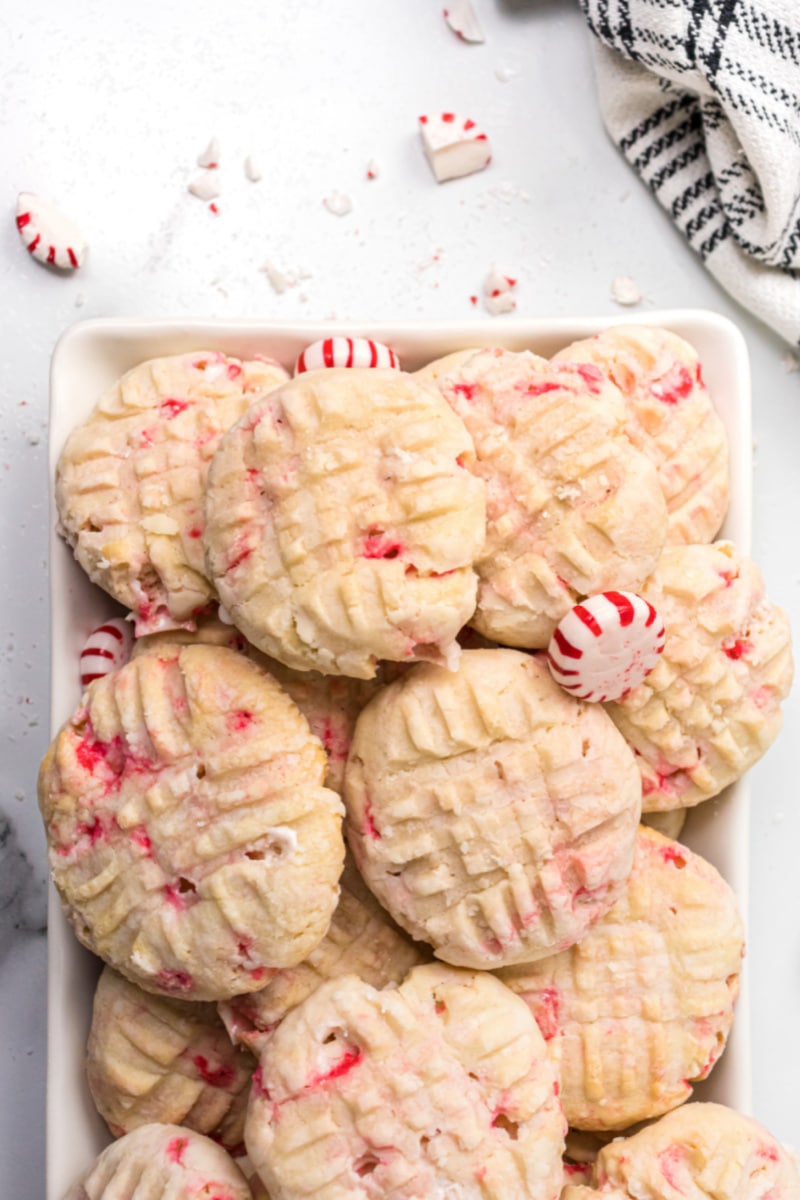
<box><xmin>1</xmin><ymin>0</ymin><xmax>798</xmax><ymax>1193</ymax></box>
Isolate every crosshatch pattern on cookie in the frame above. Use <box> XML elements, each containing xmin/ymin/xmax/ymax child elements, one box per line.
<box><xmin>39</xmin><ymin>644</ymin><xmax>345</xmax><ymax>1000</ymax></box>
<box><xmin>498</xmin><ymin>827</ymin><xmax>744</xmax><ymax>1130</ymax></box>
<box><xmin>345</xmin><ymin>650</ymin><xmax>642</xmax><ymax>969</ymax></box>
<box><xmin>203</xmin><ymin>367</ymin><xmax>487</xmax><ymax>678</ymax></box>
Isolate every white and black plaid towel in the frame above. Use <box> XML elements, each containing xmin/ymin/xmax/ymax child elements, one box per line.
<box><xmin>578</xmin><ymin>0</ymin><xmax>800</xmax><ymax>349</ymax></box>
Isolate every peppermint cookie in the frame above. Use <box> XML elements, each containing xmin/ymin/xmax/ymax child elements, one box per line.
<box><xmin>553</xmin><ymin>326</ymin><xmax>729</xmax><ymax>545</ymax></box>
<box><xmin>498</xmin><ymin>826</ymin><xmax>744</xmax><ymax>1131</ymax></box>
<box><xmin>219</xmin><ymin>858</ymin><xmax>428</xmax><ymax>1053</ymax></box>
<box><xmin>38</xmin><ymin>644</ymin><xmax>345</xmax><ymax>1000</ymax></box>
<box><xmin>429</xmin><ymin>348</ymin><xmax>668</xmax><ymax>648</ymax></box>
<box><xmin>562</xmin><ymin>1103</ymin><xmax>800</xmax><ymax>1200</ymax></box>
<box><xmin>606</xmin><ymin>542</ymin><xmax>793</xmax><ymax>810</ymax></box>
<box><xmin>244</xmin><ymin>964</ymin><xmax>565</xmax><ymax>1200</ymax></box>
<box><xmin>56</xmin><ymin>352</ymin><xmax>289</xmax><ymax>634</ymax></box>
<box><xmin>64</xmin><ymin>1123</ymin><xmax>252</xmax><ymax>1199</ymax></box>
<box><xmin>87</xmin><ymin>965</ymin><xmax>254</xmax><ymax>1151</ymax></box>
<box><xmin>345</xmin><ymin>649</ymin><xmax>642</xmax><ymax>969</ymax></box>
<box><xmin>204</xmin><ymin>368</ymin><xmax>486</xmax><ymax>678</ymax></box>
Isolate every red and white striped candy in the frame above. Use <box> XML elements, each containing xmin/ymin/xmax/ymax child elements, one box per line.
<box><xmin>16</xmin><ymin>193</ymin><xmax>87</xmax><ymax>270</ymax></box>
<box><xmin>295</xmin><ymin>337</ymin><xmax>400</xmax><ymax>376</ymax></box>
<box><xmin>418</xmin><ymin>113</ymin><xmax>491</xmax><ymax>182</ymax></box>
<box><xmin>547</xmin><ymin>591</ymin><xmax>665</xmax><ymax>703</ymax></box>
<box><xmin>79</xmin><ymin>618</ymin><xmax>133</xmax><ymax>688</ymax></box>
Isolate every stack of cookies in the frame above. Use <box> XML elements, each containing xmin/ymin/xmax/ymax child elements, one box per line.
<box><xmin>42</xmin><ymin>333</ymin><xmax>797</xmax><ymax>1200</ymax></box>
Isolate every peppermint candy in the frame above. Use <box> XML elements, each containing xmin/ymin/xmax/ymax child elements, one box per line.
<box><xmin>418</xmin><ymin>113</ymin><xmax>491</xmax><ymax>183</ymax></box>
<box><xmin>547</xmin><ymin>591</ymin><xmax>665</xmax><ymax>703</ymax></box>
<box><xmin>295</xmin><ymin>337</ymin><xmax>400</xmax><ymax>375</ymax></box>
<box><xmin>443</xmin><ymin>0</ymin><xmax>486</xmax><ymax>43</ymax></box>
<box><xmin>16</xmin><ymin>193</ymin><xmax>87</xmax><ymax>270</ymax></box>
<box><xmin>79</xmin><ymin>618</ymin><xmax>133</xmax><ymax>688</ymax></box>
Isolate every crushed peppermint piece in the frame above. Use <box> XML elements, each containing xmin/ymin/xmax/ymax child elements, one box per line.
<box><xmin>197</xmin><ymin>137</ymin><xmax>220</xmax><ymax>168</ymax></box>
<box><xmin>323</xmin><ymin>191</ymin><xmax>353</xmax><ymax>216</ymax></box>
<box><xmin>188</xmin><ymin>170</ymin><xmax>221</xmax><ymax>201</ymax></box>
<box><xmin>443</xmin><ymin>0</ymin><xmax>486</xmax><ymax>43</ymax></box>
<box><xmin>419</xmin><ymin>113</ymin><xmax>492</xmax><ymax>183</ymax></box>
<box><xmin>495</xmin><ymin>60</ymin><xmax>519</xmax><ymax>82</ymax></box>
<box><xmin>15</xmin><ymin>193</ymin><xmax>87</xmax><ymax>270</ymax></box>
<box><xmin>366</xmin><ymin>159</ymin><xmax>380</xmax><ymax>180</ymax></box>
<box><xmin>244</xmin><ymin>155</ymin><xmax>262</xmax><ymax>182</ymax></box>
<box><xmin>483</xmin><ymin>267</ymin><xmax>517</xmax><ymax>315</ymax></box>
<box><xmin>611</xmin><ymin>274</ymin><xmax>643</xmax><ymax>306</ymax></box>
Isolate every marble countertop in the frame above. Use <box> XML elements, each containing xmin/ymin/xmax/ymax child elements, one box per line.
<box><xmin>2</xmin><ymin>1</ymin><xmax>798</xmax><ymax>1192</ymax></box>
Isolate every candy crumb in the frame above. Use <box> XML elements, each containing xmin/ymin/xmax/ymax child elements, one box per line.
<box><xmin>611</xmin><ymin>274</ymin><xmax>642</xmax><ymax>306</ymax></box>
<box><xmin>188</xmin><ymin>170</ymin><xmax>221</xmax><ymax>201</ymax></box>
<box><xmin>323</xmin><ymin>191</ymin><xmax>353</xmax><ymax>217</ymax></box>
<box><xmin>197</xmin><ymin>137</ymin><xmax>220</xmax><ymax>168</ymax></box>
<box><xmin>244</xmin><ymin>155</ymin><xmax>263</xmax><ymax>182</ymax></box>
<box><xmin>366</xmin><ymin>159</ymin><xmax>380</xmax><ymax>180</ymax></box>
<box><xmin>483</xmin><ymin>267</ymin><xmax>517</xmax><ymax>315</ymax></box>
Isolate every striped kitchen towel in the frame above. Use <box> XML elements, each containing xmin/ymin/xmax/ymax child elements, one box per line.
<box><xmin>578</xmin><ymin>0</ymin><xmax>800</xmax><ymax>349</ymax></box>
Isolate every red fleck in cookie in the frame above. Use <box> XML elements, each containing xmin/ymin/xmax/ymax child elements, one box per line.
<box><xmin>498</xmin><ymin>827</ymin><xmax>744</xmax><ymax>1131</ymax></box>
<box><xmin>553</xmin><ymin>326</ymin><xmax>729</xmax><ymax>545</ymax></box>
<box><xmin>87</xmin><ymin>965</ymin><xmax>254</xmax><ymax>1152</ymax></box>
<box><xmin>244</xmin><ymin>964</ymin><xmax>565</xmax><ymax>1200</ymax></box>
<box><xmin>345</xmin><ymin>649</ymin><xmax>642</xmax><ymax>969</ymax></box>
<box><xmin>203</xmin><ymin>368</ymin><xmax>486</xmax><ymax>679</ymax></box>
<box><xmin>56</xmin><ymin>352</ymin><xmax>289</xmax><ymax>635</ymax></box>
<box><xmin>428</xmin><ymin>348</ymin><xmax>668</xmax><ymax>648</ymax></box>
<box><xmin>63</xmin><ymin>1123</ymin><xmax>253</xmax><ymax>1199</ymax></box>
<box><xmin>38</xmin><ymin>644</ymin><xmax>345</xmax><ymax>1000</ymax></box>
<box><xmin>562</xmin><ymin>1103</ymin><xmax>800</xmax><ymax>1200</ymax></box>
<box><xmin>606</xmin><ymin>541</ymin><xmax>793</xmax><ymax>810</ymax></box>
<box><xmin>219</xmin><ymin>857</ymin><xmax>428</xmax><ymax>1053</ymax></box>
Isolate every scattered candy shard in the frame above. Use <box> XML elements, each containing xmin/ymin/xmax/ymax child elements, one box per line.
<box><xmin>483</xmin><ymin>267</ymin><xmax>517</xmax><ymax>315</ymax></box>
<box><xmin>547</xmin><ymin>591</ymin><xmax>665</xmax><ymax>703</ymax></box>
<box><xmin>244</xmin><ymin>155</ymin><xmax>262</xmax><ymax>182</ymax></box>
<box><xmin>197</xmin><ymin>137</ymin><xmax>220</xmax><ymax>168</ymax></box>
<box><xmin>443</xmin><ymin>0</ymin><xmax>486</xmax><ymax>43</ymax></box>
<box><xmin>366</xmin><ymin>159</ymin><xmax>380</xmax><ymax>180</ymax></box>
<box><xmin>323</xmin><ymin>191</ymin><xmax>353</xmax><ymax>216</ymax></box>
<box><xmin>16</xmin><ymin>193</ymin><xmax>87</xmax><ymax>270</ymax></box>
<box><xmin>80</xmin><ymin>618</ymin><xmax>133</xmax><ymax>688</ymax></box>
<box><xmin>611</xmin><ymin>274</ymin><xmax>642</xmax><ymax>306</ymax></box>
<box><xmin>495</xmin><ymin>60</ymin><xmax>519</xmax><ymax>82</ymax></box>
<box><xmin>188</xmin><ymin>170</ymin><xmax>221</xmax><ymax>201</ymax></box>
<box><xmin>295</xmin><ymin>337</ymin><xmax>400</xmax><ymax>375</ymax></box>
<box><xmin>419</xmin><ymin>113</ymin><xmax>491</xmax><ymax>183</ymax></box>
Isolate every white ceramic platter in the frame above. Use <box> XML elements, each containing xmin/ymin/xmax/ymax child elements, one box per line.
<box><xmin>47</xmin><ymin>310</ymin><xmax>752</xmax><ymax>1199</ymax></box>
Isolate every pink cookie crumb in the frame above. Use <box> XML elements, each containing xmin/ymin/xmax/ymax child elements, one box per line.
<box><xmin>226</xmin><ymin>361</ymin><xmax>242</xmax><ymax>379</ymax></box>
<box><xmin>452</xmin><ymin>381</ymin><xmax>478</xmax><ymax>401</ymax></box>
<box><xmin>658</xmin><ymin>1144</ymin><xmax>687</xmax><ymax>1191</ymax></box>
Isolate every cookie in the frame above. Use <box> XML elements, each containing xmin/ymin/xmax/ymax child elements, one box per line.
<box><xmin>38</xmin><ymin>644</ymin><xmax>345</xmax><ymax>1000</ymax></box>
<box><xmin>219</xmin><ymin>857</ymin><xmax>428</xmax><ymax>1053</ymax></box>
<box><xmin>56</xmin><ymin>352</ymin><xmax>289</xmax><ymax>634</ymax></box>
<box><xmin>498</xmin><ymin>826</ymin><xmax>744</xmax><ymax>1130</ymax></box>
<box><xmin>203</xmin><ymin>367</ymin><xmax>486</xmax><ymax>678</ymax></box>
<box><xmin>87</xmin><ymin>965</ymin><xmax>254</xmax><ymax>1152</ymax></box>
<box><xmin>562</xmin><ymin>1103</ymin><xmax>800</xmax><ymax>1200</ymax></box>
<box><xmin>427</xmin><ymin>348</ymin><xmax>668</xmax><ymax>648</ymax></box>
<box><xmin>64</xmin><ymin>1123</ymin><xmax>252</xmax><ymax>1199</ymax></box>
<box><xmin>552</xmin><ymin>326</ymin><xmax>729</xmax><ymax>545</ymax></box>
<box><xmin>244</xmin><ymin>964</ymin><xmax>565</xmax><ymax>1200</ymax></box>
<box><xmin>606</xmin><ymin>541</ymin><xmax>793</xmax><ymax>810</ymax></box>
<box><xmin>641</xmin><ymin>808</ymin><xmax>687</xmax><ymax>840</ymax></box>
<box><xmin>345</xmin><ymin>649</ymin><xmax>642</xmax><ymax>969</ymax></box>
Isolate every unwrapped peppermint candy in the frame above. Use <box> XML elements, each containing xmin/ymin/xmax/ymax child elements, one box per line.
<box><xmin>547</xmin><ymin>591</ymin><xmax>665</xmax><ymax>702</ymax></box>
